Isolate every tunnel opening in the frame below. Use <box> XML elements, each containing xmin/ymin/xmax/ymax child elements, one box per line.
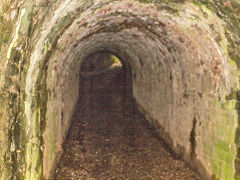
<box><xmin>0</xmin><ymin>0</ymin><xmax>238</xmax><ymax>179</ymax></box>
<box><xmin>53</xmin><ymin>52</ymin><xmax>200</xmax><ymax>179</ymax></box>
<box><xmin>79</xmin><ymin>52</ymin><xmax>132</xmax><ymax>114</ymax></box>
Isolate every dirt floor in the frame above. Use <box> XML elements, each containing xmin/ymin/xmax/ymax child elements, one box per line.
<box><xmin>53</xmin><ymin>67</ymin><xmax>201</xmax><ymax>180</ymax></box>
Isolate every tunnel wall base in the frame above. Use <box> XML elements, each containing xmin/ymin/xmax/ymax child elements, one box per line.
<box><xmin>134</xmin><ymin>99</ymin><xmax>213</xmax><ymax>180</ymax></box>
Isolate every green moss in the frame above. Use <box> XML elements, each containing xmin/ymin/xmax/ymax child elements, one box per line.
<box><xmin>0</xmin><ymin>16</ymin><xmax>13</xmax><ymax>45</ymax></box>
<box><xmin>48</xmin><ymin>12</ymin><xmax>75</xmax><ymax>45</ymax></box>
<box><xmin>136</xmin><ymin>0</ymin><xmax>154</xmax><ymax>3</ymax></box>
<box><xmin>221</xmin><ymin>100</ymin><xmax>238</xmax><ymax>110</ymax></box>
<box><xmin>217</xmin><ymin>140</ymin><xmax>231</xmax><ymax>153</ymax></box>
<box><xmin>214</xmin><ymin>149</ymin><xmax>236</xmax><ymax>179</ymax></box>
<box><xmin>22</xmin><ymin>11</ymin><xmax>77</xmax><ymax>177</ymax></box>
<box><xmin>19</xmin><ymin>2</ymin><xmax>34</xmax><ymax>37</ymax></box>
<box><xmin>211</xmin><ymin>159</ymin><xmax>219</xmax><ymax>176</ymax></box>
<box><xmin>235</xmin><ymin>90</ymin><xmax>240</xmax><ymax>179</ymax></box>
<box><xmin>207</xmin><ymin>97</ymin><xmax>238</xmax><ymax>179</ymax></box>
<box><xmin>23</xmin><ymin>11</ymin><xmax>76</xmax><ymax>179</ymax></box>
<box><xmin>0</xmin><ymin>0</ymin><xmax>239</xmax><ymax>179</ymax></box>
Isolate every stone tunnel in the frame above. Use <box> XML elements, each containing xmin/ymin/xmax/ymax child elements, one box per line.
<box><xmin>0</xmin><ymin>0</ymin><xmax>240</xmax><ymax>179</ymax></box>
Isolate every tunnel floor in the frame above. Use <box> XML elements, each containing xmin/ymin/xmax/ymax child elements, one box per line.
<box><xmin>53</xmin><ymin>67</ymin><xmax>200</xmax><ymax>180</ymax></box>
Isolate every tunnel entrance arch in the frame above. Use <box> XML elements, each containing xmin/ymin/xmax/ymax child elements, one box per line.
<box><xmin>15</xmin><ymin>1</ymin><xmax>238</xmax><ymax>179</ymax></box>
<box><xmin>79</xmin><ymin>51</ymin><xmax>133</xmax><ymax>113</ymax></box>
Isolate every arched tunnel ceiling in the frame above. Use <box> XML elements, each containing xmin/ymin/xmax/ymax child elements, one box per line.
<box><xmin>0</xmin><ymin>0</ymin><xmax>240</xmax><ymax>180</ymax></box>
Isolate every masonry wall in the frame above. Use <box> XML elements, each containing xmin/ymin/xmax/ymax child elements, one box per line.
<box><xmin>0</xmin><ymin>0</ymin><xmax>240</xmax><ymax>179</ymax></box>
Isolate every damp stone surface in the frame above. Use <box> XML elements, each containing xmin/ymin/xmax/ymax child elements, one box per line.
<box><xmin>0</xmin><ymin>0</ymin><xmax>240</xmax><ymax>179</ymax></box>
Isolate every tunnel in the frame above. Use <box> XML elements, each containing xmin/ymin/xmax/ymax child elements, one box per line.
<box><xmin>54</xmin><ymin>52</ymin><xmax>200</xmax><ymax>179</ymax></box>
<box><xmin>0</xmin><ymin>0</ymin><xmax>240</xmax><ymax>180</ymax></box>
<box><xmin>78</xmin><ymin>52</ymin><xmax>131</xmax><ymax>112</ymax></box>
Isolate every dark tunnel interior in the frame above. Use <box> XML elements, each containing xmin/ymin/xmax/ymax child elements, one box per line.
<box><xmin>53</xmin><ymin>53</ymin><xmax>200</xmax><ymax>179</ymax></box>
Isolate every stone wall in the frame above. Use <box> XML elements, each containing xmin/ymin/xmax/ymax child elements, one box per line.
<box><xmin>0</xmin><ymin>0</ymin><xmax>239</xmax><ymax>179</ymax></box>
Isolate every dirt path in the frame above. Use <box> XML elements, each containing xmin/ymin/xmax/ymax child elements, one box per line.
<box><xmin>54</xmin><ymin>68</ymin><xmax>200</xmax><ymax>180</ymax></box>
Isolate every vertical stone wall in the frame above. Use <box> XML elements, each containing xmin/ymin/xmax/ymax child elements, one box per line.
<box><xmin>0</xmin><ymin>0</ymin><xmax>239</xmax><ymax>179</ymax></box>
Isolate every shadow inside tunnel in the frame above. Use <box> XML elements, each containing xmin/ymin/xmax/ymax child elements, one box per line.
<box><xmin>53</xmin><ymin>52</ymin><xmax>200</xmax><ymax>180</ymax></box>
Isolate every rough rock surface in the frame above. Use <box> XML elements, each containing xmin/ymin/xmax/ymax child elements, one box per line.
<box><xmin>0</xmin><ymin>0</ymin><xmax>239</xmax><ymax>180</ymax></box>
